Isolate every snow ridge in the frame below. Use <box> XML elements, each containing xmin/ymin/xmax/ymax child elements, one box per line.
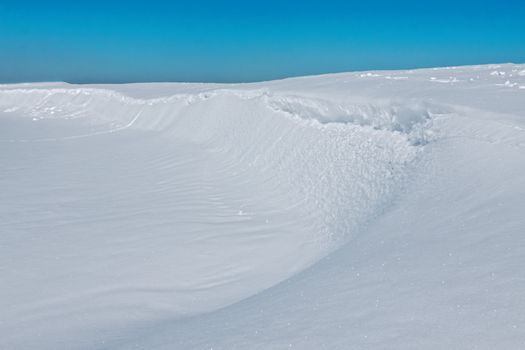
<box><xmin>0</xmin><ymin>87</ymin><xmax>435</xmax><ymax>247</ymax></box>
<box><xmin>0</xmin><ymin>85</ymin><xmax>435</xmax><ymax>348</ymax></box>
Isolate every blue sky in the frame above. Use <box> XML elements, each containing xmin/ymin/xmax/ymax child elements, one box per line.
<box><xmin>1</xmin><ymin>0</ymin><xmax>524</xmax><ymax>83</ymax></box>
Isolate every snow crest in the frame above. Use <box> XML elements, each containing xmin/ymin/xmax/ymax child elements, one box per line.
<box><xmin>0</xmin><ymin>88</ymin><xmax>434</xmax><ymax>247</ymax></box>
<box><xmin>0</xmin><ymin>86</ymin><xmax>436</xmax><ymax>348</ymax></box>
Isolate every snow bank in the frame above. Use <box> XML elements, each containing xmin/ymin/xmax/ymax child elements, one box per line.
<box><xmin>1</xmin><ymin>63</ymin><xmax>524</xmax><ymax>349</ymax></box>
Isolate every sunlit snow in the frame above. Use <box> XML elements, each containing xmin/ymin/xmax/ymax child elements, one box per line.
<box><xmin>1</xmin><ymin>64</ymin><xmax>524</xmax><ymax>349</ymax></box>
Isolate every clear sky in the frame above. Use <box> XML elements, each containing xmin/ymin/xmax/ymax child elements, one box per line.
<box><xmin>1</xmin><ymin>0</ymin><xmax>524</xmax><ymax>83</ymax></box>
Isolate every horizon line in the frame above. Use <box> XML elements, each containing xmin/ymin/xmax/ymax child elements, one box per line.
<box><xmin>1</xmin><ymin>61</ymin><xmax>522</xmax><ymax>86</ymax></box>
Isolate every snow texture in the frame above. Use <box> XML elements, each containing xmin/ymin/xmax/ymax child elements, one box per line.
<box><xmin>1</xmin><ymin>63</ymin><xmax>525</xmax><ymax>349</ymax></box>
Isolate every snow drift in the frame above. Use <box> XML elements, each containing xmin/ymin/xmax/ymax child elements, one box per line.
<box><xmin>1</xmin><ymin>64</ymin><xmax>524</xmax><ymax>349</ymax></box>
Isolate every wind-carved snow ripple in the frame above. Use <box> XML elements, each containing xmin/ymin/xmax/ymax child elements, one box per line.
<box><xmin>130</xmin><ymin>90</ymin><xmax>436</xmax><ymax>248</ymax></box>
<box><xmin>0</xmin><ymin>88</ymin><xmax>437</xmax><ymax>249</ymax></box>
<box><xmin>0</xmin><ymin>88</ymin><xmax>434</xmax><ymax>339</ymax></box>
<box><xmin>264</xmin><ymin>94</ymin><xmax>439</xmax><ymax>145</ymax></box>
<box><xmin>0</xmin><ymin>88</ymin><xmax>437</xmax><ymax>325</ymax></box>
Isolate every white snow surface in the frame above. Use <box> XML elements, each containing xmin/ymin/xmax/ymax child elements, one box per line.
<box><xmin>1</xmin><ymin>64</ymin><xmax>525</xmax><ymax>349</ymax></box>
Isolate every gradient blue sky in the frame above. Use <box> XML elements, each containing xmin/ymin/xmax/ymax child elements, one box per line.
<box><xmin>1</xmin><ymin>0</ymin><xmax>524</xmax><ymax>83</ymax></box>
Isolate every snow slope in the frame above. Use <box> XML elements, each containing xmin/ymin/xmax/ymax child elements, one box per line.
<box><xmin>1</xmin><ymin>64</ymin><xmax>524</xmax><ymax>349</ymax></box>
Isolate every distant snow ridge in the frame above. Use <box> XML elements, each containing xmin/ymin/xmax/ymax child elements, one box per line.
<box><xmin>1</xmin><ymin>88</ymin><xmax>150</xmax><ymax>132</ymax></box>
<box><xmin>0</xmin><ymin>88</ymin><xmax>438</xmax><ymax>143</ymax></box>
